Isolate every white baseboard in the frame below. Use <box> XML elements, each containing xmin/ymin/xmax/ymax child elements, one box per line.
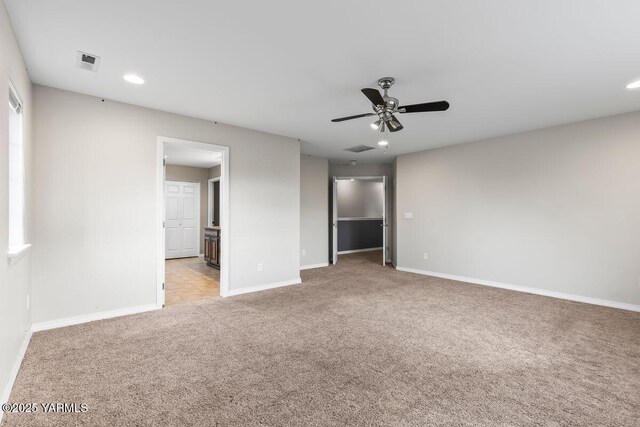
<box><xmin>31</xmin><ymin>304</ymin><xmax>159</xmax><ymax>332</ymax></box>
<box><xmin>337</xmin><ymin>247</ymin><xmax>383</xmax><ymax>255</ymax></box>
<box><xmin>300</xmin><ymin>262</ymin><xmax>329</xmax><ymax>270</ymax></box>
<box><xmin>1</xmin><ymin>328</ymin><xmax>32</xmax><ymax>414</ymax></box>
<box><xmin>395</xmin><ymin>266</ymin><xmax>640</xmax><ymax>313</ymax></box>
<box><xmin>226</xmin><ymin>277</ymin><xmax>302</xmax><ymax>297</ymax></box>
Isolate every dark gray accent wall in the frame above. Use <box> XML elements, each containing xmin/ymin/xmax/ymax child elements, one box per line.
<box><xmin>337</xmin><ymin>220</ymin><xmax>382</xmax><ymax>252</ymax></box>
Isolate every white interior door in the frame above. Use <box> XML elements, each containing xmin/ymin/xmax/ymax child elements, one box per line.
<box><xmin>165</xmin><ymin>181</ymin><xmax>199</xmax><ymax>259</ymax></box>
<box><xmin>382</xmin><ymin>176</ymin><xmax>388</xmax><ymax>266</ymax></box>
<box><xmin>332</xmin><ymin>177</ymin><xmax>338</xmax><ymax>264</ymax></box>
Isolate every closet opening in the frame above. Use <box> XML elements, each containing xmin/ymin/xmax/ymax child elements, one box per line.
<box><xmin>331</xmin><ymin>176</ymin><xmax>389</xmax><ymax>266</ymax></box>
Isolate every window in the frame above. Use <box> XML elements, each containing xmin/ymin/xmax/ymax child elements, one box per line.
<box><xmin>8</xmin><ymin>82</ymin><xmax>29</xmax><ymax>260</ymax></box>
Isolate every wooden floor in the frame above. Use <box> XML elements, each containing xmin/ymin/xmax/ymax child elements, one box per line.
<box><xmin>165</xmin><ymin>256</ymin><xmax>220</xmax><ymax>306</ymax></box>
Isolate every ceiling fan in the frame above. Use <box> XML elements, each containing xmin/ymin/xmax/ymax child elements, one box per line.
<box><xmin>331</xmin><ymin>77</ymin><xmax>450</xmax><ymax>132</ymax></box>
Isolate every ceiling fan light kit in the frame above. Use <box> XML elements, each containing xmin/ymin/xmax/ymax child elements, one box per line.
<box><xmin>331</xmin><ymin>76</ymin><xmax>450</xmax><ymax>138</ymax></box>
<box><xmin>371</xmin><ymin>118</ymin><xmax>386</xmax><ymax>132</ymax></box>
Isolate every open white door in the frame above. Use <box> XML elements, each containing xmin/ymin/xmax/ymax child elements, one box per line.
<box><xmin>382</xmin><ymin>176</ymin><xmax>388</xmax><ymax>266</ymax></box>
<box><xmin>332</xmin><ymin>177</ymin><xmax>338</xmax><ymax>264</ymax></box>
<box><xmin>165</xmin><ymin>181</ymin><xmax>200</xmax><ymax>259</ymax></box>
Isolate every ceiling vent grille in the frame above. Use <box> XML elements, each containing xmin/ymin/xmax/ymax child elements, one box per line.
<box><xmin>76</xmin><ymin>51</ymin><xmax>101</xmax><ymax>72</ymax></box>
<box><xmin>344</xmin><ymin>145</ymin><xmax>375</xmax><ymax>153</ymax></box>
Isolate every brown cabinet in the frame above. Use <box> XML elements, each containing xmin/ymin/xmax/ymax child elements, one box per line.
<box><xmin>204</xmin><ymin>227</ymin><xmax>220</xmax><ymax>269</ymax></box>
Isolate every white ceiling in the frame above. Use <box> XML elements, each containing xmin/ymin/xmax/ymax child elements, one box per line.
<box><xmin>6</xmin><ymin>0</ymin><xmax>640</xmax><ymax>163</ymax></box>
<box><xmin>164</xmin><ymin>145</ymin><xmax>221</xmax><ymax>168</ymax></box>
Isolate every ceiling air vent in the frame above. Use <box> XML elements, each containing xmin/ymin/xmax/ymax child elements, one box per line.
<box><xmin>344</xmin><ymin>145</ymin><xmax>375</xmax><ymax>153</ymax></box>
<box><xmin>76</xmin><ymin>51</ymin><xmax>101</xmax><ymax>72</ymax></box>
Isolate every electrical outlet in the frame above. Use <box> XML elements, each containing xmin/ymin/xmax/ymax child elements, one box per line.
<box><xmin>301</xmin><ymin>249</ymin><xmax>306</xmax><ymax>256</ymax></box>
<box><xmin>423</xmin><ymin>252</ymin><xmax>428</xmax><ymax>261</ymax></box>
<box><xmin>404</xmin><ymin>212</ymin><xmax>413</xmax><ymax>219</ymax></box>
<box><xmin>257</xmin><ymin>263</ymin><xmax>263</xmax><ymax>272</ymax></box>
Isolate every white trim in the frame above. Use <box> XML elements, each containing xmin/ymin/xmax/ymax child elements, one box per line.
<box><xmin>226</xmin><ymin>278</ymin><xmax>302</xmax><ymax>297</ymax></box>
<box><xmin>332</xmin><ymin>177</ymin><xmax>337</xmax><ymax>265</ymax></box>
<box><xmin>338</xmin><ymin>247</ymin><xmax>383</xmax><ymax>255</ymax></box>
<box><xmin>7</xmin><ymin>243</ymin><xmax>31</xmax><ymax>264</ymax></box>
<box><xmin>300</xmin><ymin>262</ymin><xmax>329</xmax><ymax>270</ymax></box>
<box><xmin>395</xmin><ymin>266</ymin><xmax>640</xmax><ymax>313</ymax></box>
<box><xmin>31</xmin><ymin>304</ymin><xmax>159</xmax><ymax>332</ymax></box>
<box><xmin>157</xmin><ymin>142</ymin><xmax>166</xmax><ymax>307</ymax></box>
<box><xmin>1</xmin><ymin>328</ymin><xmax>32</xmax><ymax>414</ymax></box>
<box><xmin>158</xmin><ymin>137</ymin><xmax>230</xmax><ymax>302</ymax></box>
<box><xmin>382</xmin><ymin>175</ymin><xmax>387</xmax><ymax>267</ymax></box>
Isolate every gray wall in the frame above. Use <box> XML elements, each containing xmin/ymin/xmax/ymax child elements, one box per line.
<box><xmin>330</xmin><ymin>163</ymin><xmax>392</xmax><ymax>178</ymax></box>
<box><xmin>0</xmin><ymin>1</ymin><xmax>33</xmax><ymax>405</ymax></box>
<box><xmin>32</xmin><ymin>85</ymin><xmax>301</xmax><ymax>323</ymax></box>
<box><xmin>209</xmin><ymin>165</ymin><xmax>221</xmax><ymax>179</ymax></box>
<box><xmin>165</xmin><ymin>164</ymin><xmax>210</xmax><ymax>254</ymax></box>
<box><xmin>396</xmin><ymin>110</ymin><xmax>640</xmax><ymax>306</ymax></box>
<box><xmin>336</xmin><ymin>180</ymin><xmax>384</xmax><ymax>218</ymax></box>
<box><xmin>300</xmin><ymin>154</ymin><xmax>329</xmax><ymax>268</ymax></box>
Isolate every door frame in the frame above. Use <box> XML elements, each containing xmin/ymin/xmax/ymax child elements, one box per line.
<box><xmin>382</xmin><ymin>176</ymin><xmax>387</xmax><ymax>267</ymax></box>
<box><xmin>332</xmin><ymin>177</ymin><xmax>338</xmax><ymax>264</ymax></box>
<box><xmin>164</xmin><ymin>180</ymin><xmax>200</xmax><ymax>259</ymax></box>
<box><xmin>207</xmin><ymin>176</ymin><xmax>220</xmax><ymax>227</ymax></box>
<box><xmin>332</xmin><ymin>175</ymin><xmax>388</xmax><ymax>266</ymax></box>
<box><xmin>157</xmin><ymin>137</ymin><xmax>230</xmax><ymax>307</ymax></box>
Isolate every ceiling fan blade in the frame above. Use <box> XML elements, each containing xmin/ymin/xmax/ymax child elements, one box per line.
<box><xmin>387</xmin><ymin>115</ymin><xmax>403</xmax><ymax>132</ymax></box>
<box><xmin>331</xmin><ymin>112</ymin><xmax>375</xmax><ymax>122</ymax></box>
<box><xmin>361</xmin><ymin>88</ymin><xmax>385</xmax><ymax>107</ymax></box>
<box><xmin>399</xmin><ymin>100</ymin><xmax>450</xmax><ymax>113</ymax></box>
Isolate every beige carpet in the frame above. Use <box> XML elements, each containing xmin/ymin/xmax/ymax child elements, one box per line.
<box><xmin>3</xmin><ymin>251</ymin><xmax>640</xmax><ymax>426</ymax></box>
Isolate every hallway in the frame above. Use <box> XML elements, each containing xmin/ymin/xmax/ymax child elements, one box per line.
<box><xmin>165</xmin><ymin>257</ymin><xmax>220</xmax><ymax>305</ymax></box>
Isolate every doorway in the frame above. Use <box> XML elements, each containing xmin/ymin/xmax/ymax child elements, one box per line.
<box><xmin>156</xmin><ymin>137</ymin><xmax>230</xmax><ymax>307</ymax></box>
<box><xmin>331</xmin><ymin>176</ymin><xmax>388</xmax><ymax>266</ymax></box>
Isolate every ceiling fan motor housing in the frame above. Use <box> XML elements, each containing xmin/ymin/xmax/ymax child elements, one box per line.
<box><xmin>384</xmin><ymin>96</ymin><xmax>399</xmax><ymax>111</ymax></box>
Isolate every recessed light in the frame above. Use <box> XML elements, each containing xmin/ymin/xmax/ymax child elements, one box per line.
<box><xmin>124</xmin><ymin>74</ymin><xmax>144</xmax><ymax>85</ymax></box>
<box><xmin>626</xmin><ymin>80</ymin><xmax>640</xmax><ymax>89</ymax></box>
<box><xmin>378</xmin><ymin>140</ymin><xmax>388</xmax><ymax>146</ymax></box>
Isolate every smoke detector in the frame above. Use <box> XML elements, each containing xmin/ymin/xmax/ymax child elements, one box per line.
<box><xmin>76</xmin><ymin>51</ymin><xmax>101</xmax><ymax>72</ymax></box>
